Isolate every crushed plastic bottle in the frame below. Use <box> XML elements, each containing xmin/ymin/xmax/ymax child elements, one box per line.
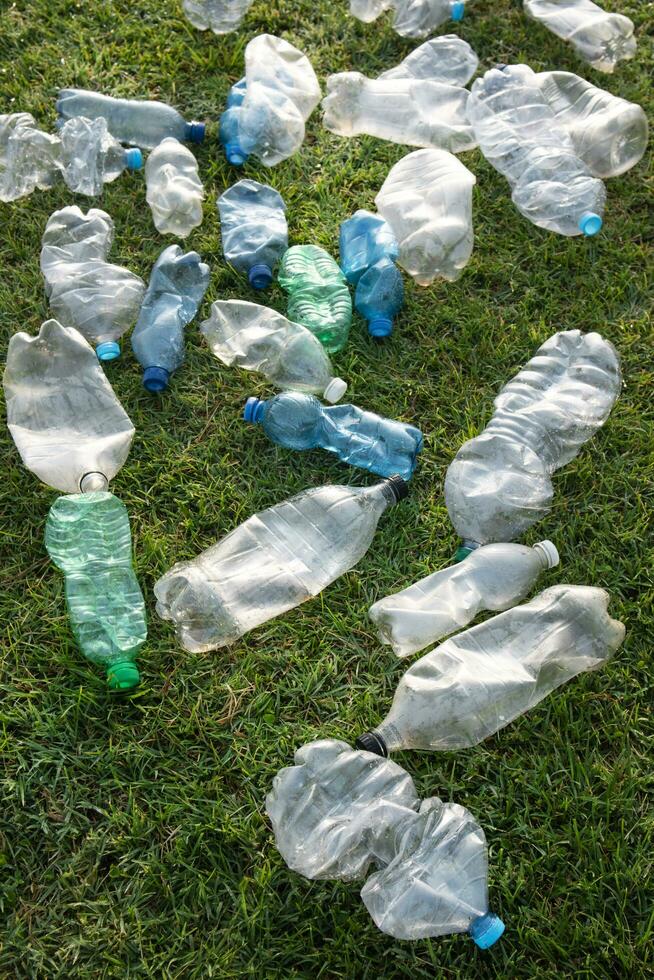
<box><xmin>534</xmin><ymin>70</ymin><xmax>648</xmax><ymax>179</ymax></box>
<box><xmin>155</xmin><ymin>476</ymin><xmax>408</xmax><ymax>652</ymax></box>
<box><xmin>378</xmin><ymin>35</ymin><xmax>478</xmax><ymax>86</ymax></box>
<box><xmin>370</xmin><ymin>540</ymin><xmax>559</xmax><ymax>658</ymax></box>
<box><xmin>349</xmin><ymin>0</ymin><xmax>466</xmax><ymax>39</ymax></box>
<box><xmin>200</xmin><ymin>300</ymin><xmax>348</xmax><ymax>402</ymax></box>
<box><xmin>219</xmin><ymin>78</ymin><xmax>251</xmax><ymax>165</ymax></box>
<box><xmin>376</xmin><ymin>148</ymin><xmax>476</xmax><ymax>285</ymax></box>
<box><xmin>145</xmin><ymin>137</ymin><xmax>204</xmax><ymax>237</ymax></box>
<box><xmin>40</xmin><ymin>205</ymin><xmax>145</xmax><ymax>360</ymax></box>
<box><xmin>355</xmin><ymin>258</ymin><xmax>404</xmax><ymax>339</ymax></box>
<box><xmin>0</xmin><ymin>112</ymin><xmax>62</xmax><ymax>202</ymax></box>
<box><xmin>323</xmin><ymin>74</ymin><xmax>475</xmax><ymax>153</ymax></box>
<box><xmin>182</xmin><ymin>0</ymin><xmax>253</xmax><ymax>33</ymax></box>
<box><xmin>243</xmin><ymin>391</ymin><xmax>423</xmax><ymax>480</ymax></box>
<box><xmin>523</xmin><ymin>0</ymin><xmax>636</xmax><ymax>73</ymax></box>
<box><xmin>357</xmin><ymin>585</ymin><xmax>625</xmax><ymax>755</ymax></box>
<box><xmin>444</xmin><ymin>329</ymin><xmax>621</xmax><ymax>550</ymax></box>
<box><xmin>59</xmin><ymin>116</ymin><xmax>142</xmax><ymax>196</ymax></box>
<box><xmin>217</xmin><ymin>179</ymin><xmax>288</xmax><ymax>289</ymax></box>
<box><xmin>131</xmin><ymin>245</ymin><xmax>210</xmax><ymax>392</ymax></box>
<box><xmin>278</xmin><ymin>245</ymin><xmax>352</xmax><ymax>353</ymax></box>
<box><xmin>467</xmin><ymin>64</ymin><xmax>606</xmax><ymax>236</ymax></box>
<box><xmin>56</xmin><ymin>89</ymin><xmax>206</xmax><ymax>150</ymax></box>
<box><xmin>339</xmin><ymin>210</ymin><xmax>398</xmax><ymax>285</ymax></box>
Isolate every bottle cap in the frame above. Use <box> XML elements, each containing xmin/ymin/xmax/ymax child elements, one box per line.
<box><xmin>368</xmin><ymin>317</ymin><xmax>393</xmax><ymax>339</ymax></box>
<box><xmin>124</xmin><ymin>147</ymin><xmax>143</xmax><ymax>170</ymax></box>
<box><xmin>323</xmin><ymin>377</ymin><xmax>347</xmax><ymax>403</ymax></box>
<box><xmin>384</xmin><ymin>474</ymin><xmax>409</xmax><ymax>504</ymax></box>
<box><xmin>185</xmin><ymin>121</ymin><xmax>206</xmax><ymax>143</ymax></box>
<box><xmin>355</xmin><ymin>732</ymin><xmax>388</xmax><ymax>757</ymax></box>
<box><xmin>107</xmin><ymin>660</ymin><xmax>140</xmax><ymax>691</ymax></box>
<box><xmin>225</xmin><ymin>142</ymin><xmax>248</xmax><ymax>166</ymax></box>
<box><xmin>243</xmin><ymin>396</ymin><xmax>265</xmax><ymax>423</ymax></box>
<box><xmin>79</xmin><ymin>471</ymin><xmax>109</xmax><ymax>493</ymax></box>
<box><xmin>533</xmin><ymin>540</ymin><xmax>560</xmax><ymax>569</ymax></box>
<box><xmin>579</xmin><ymin>212</ymin><xmax>602</xmax><ymax>236</ymax></box>
<box><xmin>454</xmin><ymin>545</ymin><xmax>473</xmax><ymax>562</ymax></box>
<box><xmin>96</xmin><ymin>341</ymin><xmax>120</xmax><ymax>361</ymax></box>
<box><xmin>143</xmin><ymin>366</ymin><xmax>170</xmax><ymax>393</ymax></box>
<box><xmin>451</xmin><ymin>0</ymin><xmax>465</xmax><ymax>21</ymax></box>
<box><xmin>469</xmin><ymin>913</ymin><xmax>505</xmax><ymax>949</ymax></box>
<box><xmin>248</xmin><ymin>263</ymin><xmax>273</xmax><ymax>290</ymax></box>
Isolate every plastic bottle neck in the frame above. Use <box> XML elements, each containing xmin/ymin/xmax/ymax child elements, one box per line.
<box><xmin>185</xmin><ymin>121</ymin><xmax>206</xmax><ymax>144</ymax></box>
<box><xmin>79</xmin><ymin>471</ymin><xmax>109</xmax><ymax>493</ymax></box>
<box><xmin>243</xmin><ymin>396</ymin><xmax>266</xmax><ymax>423</ymax></box>
<box><xmin>379</xmin><ymin>475</ymin><xmax>409</xmax><ymax>507</ymax></box>
<box><xmin>454</xmin><ymin>539</ymin><xmax>480</xmax><ymax>562</ymax></box>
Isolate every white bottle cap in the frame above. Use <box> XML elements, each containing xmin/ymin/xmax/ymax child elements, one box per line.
<box><xmin>533</xmin><ymin>540</ymin><xmax>560</xmax><ymax>569</ymax></box>
<box><xmin>323</xmin><ymin>377</ymin><xmax>347</xmax><ymax>403</ymax></box>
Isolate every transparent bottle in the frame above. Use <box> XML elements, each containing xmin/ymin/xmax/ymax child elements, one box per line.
<box><xmin>355</xmin><ymin>258</ymin><xmax>404</xmax><ymax>339</ymax></box>
<box><xmin>467</xmin><ymin>64</ymin><xmax>606</xmax><ymax>237</ymax></box>
<box><xmin>534</xmin><ymin>70</ymin><xmax>648</xmax><ymax>179</ymax></box>
<box><xmin>182</xmin><ymin>0</ymin><xmax>254</xmax><ymax>33</ymax></box>
<box><xmin>378</xmin><ymin>35</ymin><xmax>478</xmax><ymax>86</ymax></box>
<box><xmin>243</xmin><ymin>391</ymin><xmax>423</xmax><ymax>480</ymax></box>
<box><xmin>369</xmin><ymin>540</ymin><xmax>559</xmax><ymax>658</ymax></box>
<box><xmin>145</xmin><ymin>138</ymin><xmax>204</xmax><ymax>238</ymax></box>
<box><xmin>219</xmin><ymin>78</ymin><xmax>250</xmax><ymax>165</ymax></box>
<box><xmin>523</xmin><ymin>0</ymin><xmax>636</xmax><ymax>73</ymax></box>
<box><xmin>444</xmin><ymin>329</ymin><xmax>621</xmax><ymax>549</ymax></box>
<box><xmin>218</xmin><ymin>179</ymin><xmax>288</xmax><ymax>289</ymax></box>
<box><xmin>59</xmin><ymin>116</ymin><xmax>142</xmax><ymax>196</ymax></box>
<box><xmin>131</xmin><ymin>245</ymin><xmax>210</xmax><ymax>392</ymax></box>
<box><xmin>55</xmin><ymin>89</ymin><xmax>206</xmax><ymax>149</ymax></box>
<box><xmin>357</xmin><ymin>585</ymin><xmax>625</xmax><ymax>755</ymax></box>
<box><xmin>154</xmin><ymin>476</ymin><xmax>408</xmax><ymax>652</ymax></box>
<box><xmin>0</xmin><ymin>112</ymin><xmax>62</xmax><ymax>202</ymax></box>
<box><xmin>376</xmin><ymin>148</ymin><xmax>476</xmax><ymax>285</ymax></box>
<box><xmin>278</xmin><ymin>245</ymin><xmax>352</xmax><ymax>353</ymax></box>
<box><xmin>349</xmin><ymin>0</ymin><xmax>466</xmax><ymax>38</ymax></box>
<box><xmin>200</xmin><ymin>300</ymin><xmax>348</xmax><ymax>402</ymax></box>
<box><xmin>339</xmin><ymin>210</ymin><xmax>398</xmax><ymax>285</ymax></box>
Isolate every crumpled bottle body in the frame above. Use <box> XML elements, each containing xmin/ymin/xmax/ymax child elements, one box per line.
<box><xmin>278</xmin><ymin>245</ymin><xmax>353</xmax><ymax>353</ymax></box>
<box><xmin>523</xmin><ymin>0</ymin><xmax>636</xmax><ymax>73</ymax></box>
<box><xmin>145</xmin><ymin>137</ymin><xmax>204</xmax><ymax>237</ymax></box>
<box><xmin>182</xmin><ymin>0</ymin><xmax>254</xmax><ymax>33</ymax></box>
<box><xmin>0</xmin><ymin>112</ymin><xmax>62</xmax><ymax>202</ymax></box>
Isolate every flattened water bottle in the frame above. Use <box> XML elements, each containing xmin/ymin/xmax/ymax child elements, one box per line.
<box><xmin>523</xmin><ymin>0</ymin><xmax>636</xmax><ymax>73</ymax></box>
<box><xmin>218</xmin><ymin>179</ymin><xmax>288</xmax><ymax>289</ymax></box>
<box><xmin>378</xmin><ymin>35</ymin><xmax>478</xmax><ymax>86</ymax></box>
<box><xmin>348</xmin><ymin>0</ymin><xmax>466</xmax><ymax>39</ymax></box>
<box><xmin>339</xmin><ymin>209</ymin><xmax>398</xmax><ymax>285</ymax></box>
<box><xmin>355</xmin><ymin>257</ymin><xmax>404</xmax><ymax>339</ymax></box>
<box><xmin>145</xmin><ymin>138</ymin><xmax>204</xmax><ymax>237</ymax></box>
<box><xmin>182</xmin><ymin>0</ymin><xmax>254</xmax><ymax>33</ymax></box>
<box><xmin>278</xmin><ymin>245</ymin><xmax>352</xmax><ymax>353</ymax></box>
<box><xmin>0</xmin><ymin>112</ymin><xmax>62</xmax><ymax>202</ymax></box>
<box><xmin>59</xmin><ymin>116</ymin><xmax>142</xmax><ymax>196</ymax></box>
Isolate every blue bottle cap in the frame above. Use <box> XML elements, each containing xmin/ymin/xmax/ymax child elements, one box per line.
<box><xmin>225</xmin><ymin>141</ymin><xmax>248</xmax><ymax>166</ymax></box>
<box><xmin>243</xmin><ymin>396</ymin><xmax>265</xmax><ymax>423</ymax></box>
<box><xmin>185</xmin><ymin>121</ymin><xmax>206</xmax><ymax>143</ymax></box>
<box><xmin>579</xmin><ymin>212</ymin><xmax>602</xmax><ymax>236</ymax></box>
<box><xmin>96</xmin><ymin>341</ymin><xmax>120</xmax><ymax>361</ymax></box>
<box><xmin>124</xmin><ymin>147</ymin><xmax>143</xmax><ymax>171</ymax></box>
<box><xmin>248</xmin><ymin>263</ymin><xmax>273</xmax><ymax>290</ymax></box>
<box><xmin>451</xmin><ymin>1</ymin><xmax>465</xmax><ymax>20</ymax></box>
<box><xmin>368</xmin><ymin>317</ymin><xmax>393</xmax><ymax>339</ymax></box>
<box><xmin>469</xmin><ymin>913</ymin><xmax>505</xmax><ymax>949</ymax></box>
<box><xmin>143</xmin><ymin>366</ymin><xmax>170</xmax><ymax>393</ymax></box>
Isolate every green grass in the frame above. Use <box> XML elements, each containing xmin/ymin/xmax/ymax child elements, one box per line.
<box><xmin>1</xmin><ymin>0</ymin><xmax>653</xmax><ymax>975</ymax></box>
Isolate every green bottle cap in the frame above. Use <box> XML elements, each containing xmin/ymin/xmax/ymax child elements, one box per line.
<box><xmin>107</xmin><ymin>660</ymin><xmax>140</xmax><ymax>691</ymax></box>
<box><xmin>453</xmin><ymin>545</ymin><xmax>473</xmax><ymax>562</ymax></box>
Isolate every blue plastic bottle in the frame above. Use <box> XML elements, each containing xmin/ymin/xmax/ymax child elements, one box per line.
<box><xmin>218</xmin><ymin>180</ymin><xmax>288</xmax><ymax>289</ymax></box>
<box><xmin>220</xmin><ymin>79</ymin><xmax>249</xmax><ymax>166</ymax></box>
<box><xmin>355</xmin><ymin>258</ymin><xmax>404</xmax><ymax>339</ymax></box>
<box><xmin>131</xmin><ymin>245</ymin><xmax>210</xmax><ymax>392</ymax></box>
<box><xmin>339</xmin><ymin>210</ymin><xmax>398</xmax><ymax>285</ymax></box>
<box><xmin>243</xmin><ymin>390</ymin><xmax>422</xmax><ymax>480</ymax></box>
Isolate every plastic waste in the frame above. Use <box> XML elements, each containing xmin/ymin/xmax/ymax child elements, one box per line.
<box><xmin>370</xmin><ymin>540</ymin><xmax>559</xmax><ymax>658</ymax></box>
<box><xmin>278</xmin><ymin>245</ymin><xmax>352</xmax><ymax>353</ymax></box>
<box><xmin>217</xmin><ymin>179</ymin><xmax>288</xmax><ymax>289</ymax></box>
<box><xmin>55</xmin><ymin>89</ymin><xmax>206</xmax><ymax>150</ymax></box>
<box><xmin>243</xmin><ymin>391</ymin><xmax>423</xmax><ymax>480</ymax></box>
<box><xmin>534</xmin><ymin>70</ymin><xmax>648</xmax><ymax>178</ymax></box>
<box><xmin>131</xmin><ymin>245</ymin><xmax>210</xmax><ymax>392</ymax></box>
<box><xmin>467</xmin><ymin>64</ymin><xmax>606</xmax><ymax>236</ymax></box>
<box><xmin>201</xmin><ymin>299</ymin><xmax>348</xmax><ymax>402</ymax></box>
<box><xmin>376</xmin><ymin>148</ymin><xmax>476</xmax><ymax>285</ymax></box>
<box><xmin>339</xmin><ymin>210</ymin><xmax>398</xmax><ymax>285</ymax></box>
<box><xmin>182</xmin><ymin>0</ymin><xmax>253</xmax><ymax>33</ymax></box>
<box><xmin>219</xmin><ymin>78</ymin><xmax>249</xmax><ymax>165</ymax></box>
<box><xmin>0</xmin><ymin>112</ymin><xmax>62</xmax><ymax>202</ymax></box>
<box><xmin>323</xmin><ymin>74</ymin><xmax>475</xmax><ymax>153</ymax></box>
<box><xmin>523</xmin><ymin>0</ymin><xmax>636</xmax><ymax>73</ymax></box>
<box><xmin>59</xmin><ymin>116</ymin><xmax>142</xmax><ymax>196</ymax></box>
<box><xmin>145</xmin><ymin>137</ymin><xmax>204</xmax><ymax>237</ymax></box>
<box><xmin>40</xmin><ymin>206</ymin><xmax>145</xmax><ymax>360</ymax></box>
<box><xmin>444</xmin><ymin>329</ymin><xmax>621</xmax><ymax>550</ymax></box>
<box><xmin>155</xmin><ymin>475</ymin><xmax>408</xmax><ymax>652</ymax></box>
<box><xmin>355</xmin><ymin>258</ymin><xmax>404</xmax><ymax>339</ymax></box>
<box><xmin>349</xmin><ymin>0</ymin><xmax>466</xmax><ymax>39</ymax></box>
<box><xmin>378</xmin><ymin>35</ymin><xmax>478</xmax><ymax>86</ymax></box>
<box><xmin>357</xmin><ymin>585</ymin><xmax>625</xmax><ymax>755</ymax></box>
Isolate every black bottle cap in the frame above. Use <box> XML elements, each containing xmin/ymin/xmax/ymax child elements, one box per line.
<box><xmin>355</xmin><ymin>732</ymin><xmax>388</xmax><ymax>757</ymax></box>
<box><xmin>384</xmin><ymin>474</ymin><xmax>409</xmax><ymax>504</ymax></box>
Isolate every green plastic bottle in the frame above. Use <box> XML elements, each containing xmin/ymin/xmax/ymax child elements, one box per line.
<box><xmin>278</xmin><ymin>245</ymin><xmax>352</xmax><ymax>353</ymax></box>
<box><xmin>45</xmin><ymin>491</ymin><xmax>147</xmax><ymax>690</ymax></box>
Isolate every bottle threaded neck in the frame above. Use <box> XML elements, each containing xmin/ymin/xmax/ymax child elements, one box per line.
<box><xmin>355</xmin><ymin>732</ymin><xmax>388</xmax><ymax>757</ymax></box>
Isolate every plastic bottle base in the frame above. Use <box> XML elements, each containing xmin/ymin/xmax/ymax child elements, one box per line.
<box><xmin>143</xmin><ymin>366</ymin><xmax>170</xmax><ymax>393</ymax></box>
<box><xmin>96</xmin><ymin>341</ymin><xmax>121</xmax><ymax>361</ymax></box>
<box><xmin>107</xmin><ymin>660</ymin><xmax>140</xmax><ymax>691</ymax></box>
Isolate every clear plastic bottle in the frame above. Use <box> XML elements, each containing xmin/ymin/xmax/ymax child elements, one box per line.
<box><xmin>200</xmin><ymin>300</ymin><xmax>348</xmax><ymax>402</ymax></box>
<box><xmin>182</xmin><ymin>0</ymin><xmax>253</xmax><ymax>33</ymax></box>
<box><xmin>323</xmin><ymin>74</ymin><xmax>475</xmax><ymax>153</ymax></box>
<box><xmin>339</xmin><ymin>210</ymin><xmax>398</xmax><ymax>285</ymax></box>
<box><xmin>145</xmin><ymin>138</ymin><xmax>204</xmax><ymax>238</ymax></box>
<box><xmin>219</xmin><ymin>78</ymin><xmax>250</xmax><ymax>165</ymax></box>
<box><xmin>278</xmin><ymin>245</ymin><xmax>352</xmax><ymax>353</ymax></box>
<box><xmin>376</xmin><ymin>148</ymin><xmax>476</xmax><ymax>285</ymax></box>
<box><xmin>0</xmin><ymin>112</ymin><xmax>62</xmax><ymax>202</ymax></box>
<box><xmin>523</xmin><ymin>0</ymin><xmax>636</xmax><ymax>73</ymax></box>
<box><xmin>357</xmin><ymin>585</ymin><xmax>625</xmax><ymax>755</ymax></box>
<box><xmin>59</xmin><ymin>116</ymin><xmax>142</xmax><ymax>196</ymax></box>
<box><xmin>131</xmin><ymin>245</ymin><xmax>210</xmax><ymax>392</ymax></box>
<box><xmin>3</xmin><ymin>318</ymin><xmax>135</xmax><ymax>494</ymax></box>
<box><xmin>444</xmin><ymin>329</ymin><xmax>621</xmax><ymax>550</ymax></box>
<box><xmin>534</xmin><ymin>70</ymin><xmax>648</xmax><ymax>179</ymax></box>
<box><xmin>243</xmin><ymin>391</ymin><xmax>423</xmax><ymax>480</ymax></box>
<box><xmin>355</xmin><ymin>258</ymin><xmax>404</xmax><ymax>339</ymax></box>
<box><xmin>40</xmin><ymin>206</ymin><xmax>145</xmax><ymax>360</ymax></box>
<box><xmin>217</xmin><ymin>179</ymin><xmax>288</xmax><ymax>289</ymax></box>
<box><xmin>369</xmin><ymin>540</ymin><xmax>559</xmax><ymax>658</ymax></box>
<box><xmin>467</xmin><ymin>64</ymin><xmax>606</xmax><ymax>237</ymax></box>
<box><xmin>349</xmin><ymin>0</ymin><xmax>466</xmax><ymax>39</ymax></box>
<box><xmin>55</xmin><ymin>89</ymin><xmax>206</xmax><ymax>149</ymax></box>
<box><xmin>154</xmin><ymin>476</ymin><xmax>408</xmax><ymax>652</ymax></box>
<box><xmin>378</xmin><ymin>35</ymin><xmax>478</xmax><ymax>86</ymax></box>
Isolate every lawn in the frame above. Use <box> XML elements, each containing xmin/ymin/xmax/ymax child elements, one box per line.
<box><xmin>0</xmin><ymin>0</ymin><xmax>653</xmax><ymax>976</ymax></box>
